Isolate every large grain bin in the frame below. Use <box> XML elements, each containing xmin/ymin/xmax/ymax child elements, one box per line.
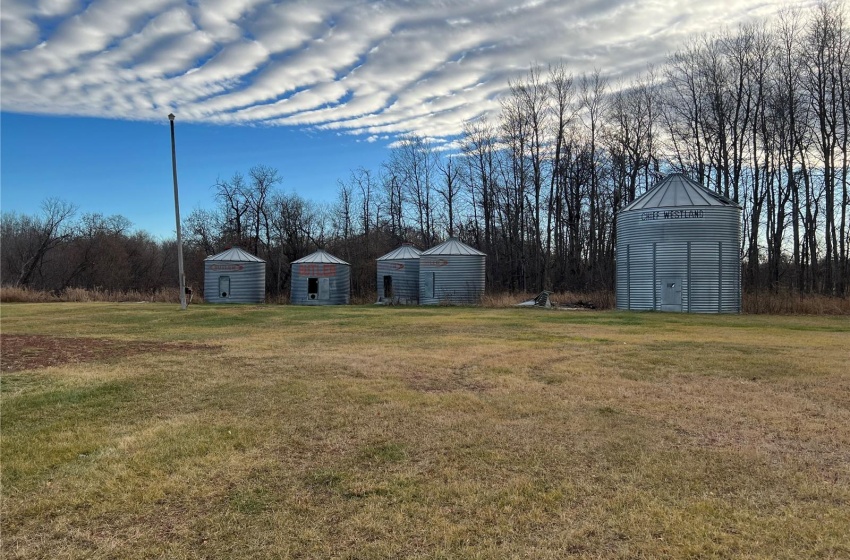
<box><xmin>419</xmin><ymin>238</ymin><xmax>485</xmax><ymax>305</ymax></box>
<box><xmin>616</xmin><ymin>173</ymin><xmax>741</xmax><ymax>313</ymax></box>
<box><xmin>290</xmin><ymin>249</ymin><xmax>350</xmax><ymax>305</ymax></box>
<box><xmin>203</xmin><ymin>247</ymin><xmax>266</xmax><ymax>304</ymax></box>
<box><xmin>377</xmin><ymin>244</ymin><xmax>421</xmax><ymax>304</ymax></box>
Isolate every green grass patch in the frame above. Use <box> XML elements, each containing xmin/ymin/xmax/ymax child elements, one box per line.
<box><xmin>1</xmin><ymin>303</ymin><xmax>848</xmax><ymax>559</ymax></box>
<box><xmin>359</xmin><ymin>442</ymin><xmax>408</xmax><ymax>464</ymax></box>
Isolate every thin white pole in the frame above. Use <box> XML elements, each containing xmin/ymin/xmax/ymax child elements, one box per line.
<box><xmin>169</xmin><ymin>113</ymin><xmax>187</xmax><ymax>310</ymax></box>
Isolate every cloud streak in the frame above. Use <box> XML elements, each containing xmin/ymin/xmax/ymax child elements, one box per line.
<box><xmin>1</xmin><ymin>0</ymin><xmax>813</xmax><ymax>140</ymax></box>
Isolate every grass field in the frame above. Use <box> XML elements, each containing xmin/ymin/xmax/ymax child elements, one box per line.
<box><xmin>2</xmin><ymin>303</ymin><xmax>848</xmax><ymax>559</ymax></box>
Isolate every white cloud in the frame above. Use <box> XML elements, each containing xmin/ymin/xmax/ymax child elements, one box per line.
<box><xmin>0</xmin><ymin>0</ymin><xmax>817</xmax><ymax>140</ymax></box>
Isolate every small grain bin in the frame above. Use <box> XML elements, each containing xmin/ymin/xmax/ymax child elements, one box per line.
<box><xmin>203</xmin><ymin>247</ymin><xmax>266</xmax><ymax>304</ymax></box>
<box><xmin>377</xmin><ymin>244</ymin><xmax>422</xmax><ymax>304</ymax></box>
<box><xmin>290</xmin><ymin>249</ymin><xmax>350</xmax><ymax>305</ymax></box>
<box><xmin>419</xmin><ymin>238</ymin><xmax>485</xmax><ymax>305</ymax></box>
<box><xmin>616</xmin><ymin>173</ymin><xmax>741</xmax><ymax>313</ymax></box>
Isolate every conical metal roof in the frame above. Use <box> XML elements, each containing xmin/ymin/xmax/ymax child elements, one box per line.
<box><xmin>205</xmin><ymin>247</ymin><xmax>265</xmax><ymax>262</ymax></box>
<box><xmin>622</xmin><ymin>173</ymin><xmax>740</xmax><ymax>211</ymax></box>
<box><xmin>422</xmin><ymin>238</ymin><xmax>486</xmax><ymax>256</ymax></box>
<box><xmin>291</xmin><ymin>249</ymin><xmax>349</xmax><ymax>265</ymax></box>
<box><xmin>377</xmin><ymin>244</ymin><xmax>422</xmax><ymax>261</ymax></box>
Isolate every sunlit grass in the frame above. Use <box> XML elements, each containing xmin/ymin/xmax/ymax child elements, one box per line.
<box><xmin>5</xmin><ymin>284</ymin><xmax>850</xmax><ymax>314</ymax></box>
<box><xmin>2</xmin><ymin>304</ymin><xmax>848</xmax><ymax>558</ymax></box>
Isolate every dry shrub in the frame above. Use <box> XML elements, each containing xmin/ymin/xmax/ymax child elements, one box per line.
<box><xmin>0</xmin><ymin>286</ymin><xmax>188</xmax><ymax>304</ymax></box>
<box><xmin>482</xmin><ymin>290</ymin><xmax>615</xmax><ymax>309</ymax></box>
<box><xmin>58</xmin><ymin>287</ymin><xmax>184</xmax><ymax>303</ymax></box>
<box><xmin>484</xmin><ymin>289</ymin><xmax>849</xmax><ymax>314</ymax></box>
<box><xmin>350</xmin><ymin>293</ymin><xmax>377</xmax><ymax>305</ymax></box>
<box><xmin>267</xmin><ymin>292</ymin><xmax>290</xmax><ymax>305</ymax></box>
<box><xmin>6</xmin><ymin>285</ymin><xmax>846</xmax><ymax>314</ymax></box>
<box><xmin>0</xmin><ymin>286</ymin><xmax>58</xmax><ymax>303</ymax></box>
<box><xmin>743</xmin><ymin>290</ymin><xmax>850</xmax><ymax>315</ymax></box>
<box><xmin>59</xmin><ymin>287</ymin><xmax>97</xmax><ymax>302</ymax></box>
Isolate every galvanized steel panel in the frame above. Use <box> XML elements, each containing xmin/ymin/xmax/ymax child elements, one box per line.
<box><xmin>419</xmin><ymin>253</ymin><xmax>485</xmax><ymax>305</ymax></box>
<box><xmin>377</xmin><ymin>258</ymin><xmax>420</xmax><ymax>303</ymax></box>
<box><xmin>616</xmin><ymin>206</ymin><xmax>741</xmax><ymax>313</ymax></box>
<box><xmin>291</xmin><ymin>249</ymin><xmax>350</xmax><ymax>265</ymax></box>
<box><xmin>378</xmin><ymin>244</ymin><xmax>422</xmax><ymax>261</ymax></box>
<box><xmin>377</xmin><ymin>244</ymin><xmax>421</xmax><ymax>304</ymax></box>
<box><xmin>418</xmin><ymin>238</ymin><xmax>485</xmax><ymax>305</ymax></box>
<box><xmin>203</xmin><ymin>260</ymin><xmax>266</xmax><ymax>304</ymax></box>
<box><xmin>622</xmin><ymin>173</ymin><xmax>738</xmax><ymax>211</ymax></box>
<box><xmin>421</xmin><ymin>238</ymin><xmax>486</xmax><ymax>256</ymax></box>
<box><xmin>205</xmin><ymin>247</ymin><xmax>265</xmax><ymax>262</ymax></box>
<box><xmin>291</xmin><ymin>261</ymin><xmax>351</xmax><ymax>305</ymax></box>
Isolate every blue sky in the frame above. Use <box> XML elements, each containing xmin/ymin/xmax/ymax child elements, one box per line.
<box><xmin>2</xmin><ymin>112</ymin><xmax>390</xmax><ymax>237</ymax></box>
<box><xmin>1</xmin><ymin>0</ymin><xmax>814</xmax><ymax>238</ymax></box>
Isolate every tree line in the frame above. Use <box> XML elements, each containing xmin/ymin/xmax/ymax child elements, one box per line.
<box><xmin>1</xmin><ymin>199</ymin><xmax>177</xmax><ymax>293</ymax></box>
<box><xmin>2</xmin><ymin>2</ymin><xmax>847</xmax><ymax>299</ymax></box>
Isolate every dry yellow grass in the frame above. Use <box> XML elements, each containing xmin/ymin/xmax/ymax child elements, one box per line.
<box><xmin>5</xmin><ymin>285</ymin><xmax>849</xmax><ymax>314</ymax></box>
<box><xmin>0</xmin><ymin>286</ymin><xmax>186</xmax><ymax>304</ymax></box>
<box><xmin>743</xmin><ymin>289</ymin><xmax>850</xmax><ymax>314</ymax></box>
<box><xmin>1</xmin><ymin>304</ymin><xmax>848</xmax><ymax>559</ymax></box>
<box><xmin>481</xmin><ymin>290</ymin><xmax>615</xmax><ymax>309</ymax></box>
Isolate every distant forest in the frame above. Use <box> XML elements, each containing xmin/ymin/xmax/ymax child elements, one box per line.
<box><xmin>3</xmin><ymin>2</ymin><xmax>848</xmax><ymax>300</ymax></box>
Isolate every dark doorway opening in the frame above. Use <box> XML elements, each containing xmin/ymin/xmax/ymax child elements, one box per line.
<box><xmin>383</xmin><ymin>275</ymin><xmax>393</xmax><ymax>298</ymax></box>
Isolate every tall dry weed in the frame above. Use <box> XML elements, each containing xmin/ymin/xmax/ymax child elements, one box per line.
<box><xmin>267</xmin><ymin>292</ymin><xmax>290</xmax><ymax>305</ymax></box>
<box><xmin>3</xmin><ymin>285</ymin><xmax>847</xmax><ymax>313</ymax></box>
<box><xmin>743</xmin><ymin>290</ymin><xmax>850</xmax><ymax>315</ymax></box>
<box><xmin>0</xmin><ymin>286</ymin><xmax>192</xmax><ymax>304</ymax></box>
<box><xmin>0</xmin><ymin>286</ymin><xmax>58</xmax><ymax>303</ymax></box>
<box><xmin>481</xmin><ymin>290</ymin><xmax>615</xmax><ymax>309</ymax></box>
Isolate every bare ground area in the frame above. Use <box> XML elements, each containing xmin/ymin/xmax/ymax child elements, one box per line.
<box><xmin>0</xmin><ymin>334</ymin><xmax>216</xmax><ymax>372</ymax></box>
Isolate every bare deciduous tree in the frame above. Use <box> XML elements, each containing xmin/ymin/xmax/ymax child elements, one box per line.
<box><xmin>4</xmin><ymin>198</ymin><xmax>77</xmax><ymax>287</ymax></box>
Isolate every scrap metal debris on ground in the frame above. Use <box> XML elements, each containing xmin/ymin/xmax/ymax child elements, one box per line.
<box><xmin>515</xmin><ymin>291</ymin><xmax>597</xmax><ymax>310</ymax></box>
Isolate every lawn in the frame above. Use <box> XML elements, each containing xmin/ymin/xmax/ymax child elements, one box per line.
<box><xmin>1</xmin><ymin>303</ymin><xmax>848</xmax><ymax>559</ymax></box>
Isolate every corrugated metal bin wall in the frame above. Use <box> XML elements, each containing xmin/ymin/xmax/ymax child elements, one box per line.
<box><xmin>204</xmin><ymin>259</ymin><xmax>266</xmax><ymax>304</ymax></box>
<box><xmin>419</xmin><ymin>240</ymin><xmax>485</xmax><ymax>305</ymax></box>
<box><xmin>376</xmin><ymin>245</ymin><xmax>421</xmax><ymax>303</ymax></box>
<box><xmin>291</xmin><ymin>261</ymin><xmax>351</xmax><ymax>305</ymax></box>
<box><xmin>616</xmin><ymin>180</ymin><xmax>741</xmax><ymax>313</ymax></box>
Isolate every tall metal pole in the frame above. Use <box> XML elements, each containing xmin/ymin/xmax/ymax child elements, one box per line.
<box><xmin>169</xmin><ymin>113</ymin><xmax>187</xmax><ymax>310</ymax></box>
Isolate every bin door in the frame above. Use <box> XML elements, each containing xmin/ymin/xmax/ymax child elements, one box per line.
<box><xmin>422</xmin><ymin>272</ymin><xmax>435</xmax><ymax>300</ymax></box>
<box><xmin>660</xmin><ymin>277</ymin><xmax>682</xmax><ymax>312</ymax></box>
<box><xmin>219</xmin><ymin>276</ymin><xmax>230</xmax><ymax>298</ymax></box>
<box><xmin>319</xmin><ymin>277</ymin><xmax>330</xmax><ymax>300</ymax></box>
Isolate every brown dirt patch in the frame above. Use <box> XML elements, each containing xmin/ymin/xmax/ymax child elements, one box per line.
<box><xmin>0</xmin><ymin>334</ymin><xmax>218</xmax><ymax>372</ymax></box>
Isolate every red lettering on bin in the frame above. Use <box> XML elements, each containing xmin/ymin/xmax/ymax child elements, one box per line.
<box><xmin>298</xmin><ymin>263</ymin><xmax>337</xmax><ymax>277</ymax></box>
<box><xmin>210</xmin><ymin>264</ymin><xmax>244</xmax><ymax>272</ymax></box>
